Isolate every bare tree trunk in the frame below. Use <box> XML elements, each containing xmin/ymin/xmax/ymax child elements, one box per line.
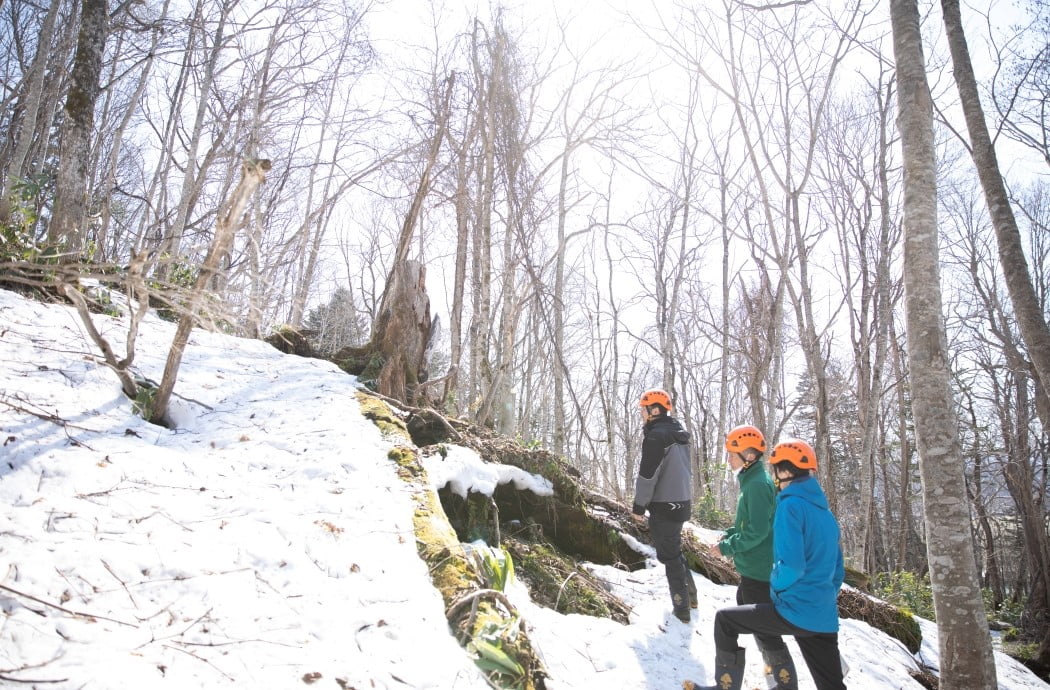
<box><xmin>94</xmin><ymin>0</ymin><xmax>170</xmax><ymax>261</ymax></box>
<box><xmin>890</xmin><ymin>321</ymin><xmax>921</xmax><ymax>571</ymax></box>
<box><xmin>597</xmin><ymin>177</ymin><xmax>626</xmax><ymax>498</ymax></box>
<box><xmin>367</xmin><ymin>74</ymin><xmax>452</xmax><ymax>404</ymax></box>
<box><xmin>890</xmin><ymin>1</ymin><xmax>997</xmax><ymax>686</ymax></box>
<box><xmin>962</xmin><ymin>391</ymin><xmax>1005</xmax><ymax>608</ymax></box>
<box><xmin>0</xmin><ymin>0</ymin><xmax>61</xmax><ymax>227</ymax></box>
<box><xmin>1000</xmin><ymin>377</ymin><xmax>1050</xmax><ymax>665</ymax></box>
<box><xmin>552</xmin><ymin>149</ymin><xmax>570</xmax><ymax>454</ymax></box>
<box><xmin>843</xmin><ymin>70</ymin><xmax>898</xmax><ymax>575</ymax></box>
<box><xmin>942</xmin><ymin>2</ymin><xmax>1050</xmax><ymax>660</ymax></box>
<box><xmin>48</xmin><ymin>0</ymin><xmax>107</xmax><ymax>255</ymax></box>
<box><xmin>715</xmin><ymin>134</ymin><xmax>735</xmax><ymax>500</ymax></box>
<box><xmin>153</xmin><ymin>0</ymin><xmax>232</xmax><ymax>278</ymax></box>
<box><xmin>941</xmin><ymin>0</ymin><xmax>1050</xmax><ymax>427</ymax></box>
<box><xmin>372</xmin><ymin>260</ymin><xmax>432</xmax><ymax>403</ymax></box>
<box><xmin>443</xmin><ymin>129</ymin><xmax>471</xmax><ymax>410</ymax></box>
<box><xmin>151</xmin><ymin>158</ymin><xmax>270</xmax><ymax>427</ymax></box>
<box><xmin>468</xmin><ymin>19</ymin><xmax>496</xmax><ymax>418</ymax></box>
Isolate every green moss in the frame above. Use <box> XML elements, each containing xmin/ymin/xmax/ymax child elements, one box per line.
<box><xmin>398</xmin><ymin>460</ymin><xmax>545</xmax><ymax>689</ymax></box>
<box><xmin>507</xmin><ymin>539</ymin><xmax>618</xmax><ymax>621</ymax></box>
<box><xmin>355</xmin><ymin>391</ymin><xmax>410</xmax><ymax>441</ymax></box>
<box><xmin>414</xmin><ymin>506</ymin><xmax>475</xmax><ymax>599</ymax></box>
<box><xmin>371</xmin><ymin>415</ymin><xmax>553</xmax><ymax>689</ymax></box>
<box><xmin>464</xmin><ymin>493</ymin><xmax>496</xmax><ymax>543</ymax></box>
<box><xmin>264</xmin><ymin>326</ymin><xmax>314</xmax><ymax>357</ymax></box>
<box><xmin>388</xmin><ymin>445</ymin><xmax>423</xmax><ymax>480</ymax></box>
<box><xmin>844</xmin><ymin>565</ymin><xmax>870</xmax><ymax>590</ymax></box>
<box><xmin>393</xmin><ymin>447</ymin><xmax>475</xmax><ymax>602</ymax></box>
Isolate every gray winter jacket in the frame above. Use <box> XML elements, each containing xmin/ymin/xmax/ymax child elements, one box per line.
<box><xmin>632</xmin><ymin>415</ymin><xmax>692</xmax><ymax>520</ymax></box>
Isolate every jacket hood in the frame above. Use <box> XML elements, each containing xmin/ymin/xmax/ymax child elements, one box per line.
<box><xmin>646</xmin><ymin>415</ymin><xmax>691</xmax><ymax>444</ymax></box>
<box><xmin>778</xmin><ymin>474</ymin><xmax>828</xmax><ymax>510</ymax></box>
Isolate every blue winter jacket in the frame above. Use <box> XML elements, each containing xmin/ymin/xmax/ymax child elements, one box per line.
<box><xmin>769</xmin><ymin>475</ymin><xmax>844</xmax><ymax>633</ymax></box>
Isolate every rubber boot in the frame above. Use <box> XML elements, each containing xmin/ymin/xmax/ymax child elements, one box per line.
<box><xmin>666</xmin><ymin>557</ymin><xmax>692</xmax><ymax>622</ymax></box>
<box><xmin>684</xmin><ymin>557</ymin><xmax>698</xmax><ymax>608</ymax></box>
<box><xmin>682</xmin><ymin>647</ymin><xmax>746</xmax><ymax>690</ymax></box>
<box><xmin>761</xmin><ymin>647</ymin><xmax>798</xmax><ymax>689</ymax></box>
<box><xmin>671</xmin><ymin>595</ymin><xmax>691</xmax><ymax>623</ymax></box>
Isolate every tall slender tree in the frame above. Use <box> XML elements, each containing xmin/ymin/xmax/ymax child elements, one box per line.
<box><xmin>941</xmin><ymin>0</ymin><xmax>1050</xmax><ymax>427</ymax></box>
<box><xmin>942</xmin><ymin>0</ymin><xmax>1050</xmax><ymax>663</ymax></box>
<box><xmin>889</xmin><ymin>0</ymin><xmax>997</xmax><ymax>686</ymax></box>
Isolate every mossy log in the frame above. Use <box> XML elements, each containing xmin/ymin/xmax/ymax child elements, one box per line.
<box><xmin>395</xmin><ymin>445</ymin><xmax>546</xmax><ymax>689</ymax></box>
<box><xmin>358</xmin><ymin>393</ymin><xmax>547</xmax><ymax>690</ymax></box>
<box><xmin>837</xmin><ymin>587</ymin><xmax>922</xmax><ymax>654</ymax></box>
<box><xmin>407</xmin><ymin>409</ymin><xmax>737</xmax><ymax>584</ymax></box>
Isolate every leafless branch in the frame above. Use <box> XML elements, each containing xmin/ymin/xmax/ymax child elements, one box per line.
<box><xmin>734</xmin><ymin>0</ymin><xmax>812</xmax><ymax>9</ymax></box>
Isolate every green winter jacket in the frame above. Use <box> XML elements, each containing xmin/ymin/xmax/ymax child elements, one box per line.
<box><xmin>717</xmin><ymin>461</ymin><xmax>776</xmax><ymax>582</ymax></box>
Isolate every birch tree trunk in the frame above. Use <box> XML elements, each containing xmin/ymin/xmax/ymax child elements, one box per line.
<box><xmin>443</xmin><ymin>127</ymin><xmax>472</xmax><ymax>410</ymax></box>
<box><xmin>889</xmin><ymin>1</ymin><xmax>997</xmax><ymax>686</ymax></box>
<box><xmin>890</xmin><ymin>321</ymin><xmax>922</xmax><ymax>571</ymax></box>
<box><xmin>467</xmin><ymin>19</ymin><xmax>496</xmax><ymax>418</ymax></box>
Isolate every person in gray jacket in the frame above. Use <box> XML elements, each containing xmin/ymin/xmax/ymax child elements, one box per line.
<box><xmin>632</xmin><ymin>388</ymin><xmax>697</xmax><ymax>623</ymax></box>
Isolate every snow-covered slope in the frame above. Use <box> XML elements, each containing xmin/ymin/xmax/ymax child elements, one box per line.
<box><xmin>0</xmin><ymin>288</ymin><xmax>1045</xmax><ymax>689</ymax></box>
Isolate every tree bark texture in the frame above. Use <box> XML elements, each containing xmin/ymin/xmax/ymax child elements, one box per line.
<box><xmin>48</xmin><ymin>0</ymin><xmax>107</xmax><ymax>255</ymax></box>
<box><xmin>371</xmin><ymin>259</ymin><xmax>432</xmax><ymax>404</ymax></box>
<box><xmin>941</xmin><ymin>0</ymin><xmax>1050</xmax><ymax>665</ymax></box>
<box><xmin>890</xmin><ymin>1</ymin><xmax>998</xmax><ymax>687</ymax></box>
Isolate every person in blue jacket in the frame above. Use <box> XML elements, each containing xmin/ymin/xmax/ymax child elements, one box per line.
<box><xmin>631</xmin><ymin>388</ymin><xmax>698</xmax><ymax>623</ymax></box>
<box><xmin>684</xmin><ymin>438</ymin><xmax>846</xmax><ymax>690</ymax></box>
<box><xmin>714</xmin><ymin>425</ymin><xmax>798</xmax><ymax>688</ymax></box>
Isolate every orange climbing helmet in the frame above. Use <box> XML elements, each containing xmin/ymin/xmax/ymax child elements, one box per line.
<box><xmin>725</xmin><ymin>425</ymin><xmax>766</xmax><ymax>454</ymax></box>
<box><xmin>769</xmin><ymin>438</ymin><xmax>817</xmax><ymax>471</ymax></box>
<box><xmin>639</xmin><ymin>388</ymin><xmax>673</xmax><ymax>413</ymax></box>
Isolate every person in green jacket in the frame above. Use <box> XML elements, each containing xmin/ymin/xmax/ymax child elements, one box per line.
<box><xmin>711</xmin><ymin>425</ymin><xmax>798</xmax><ymax>689</ymax></box>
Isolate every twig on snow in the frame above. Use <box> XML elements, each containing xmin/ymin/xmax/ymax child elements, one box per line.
<box><xmin>0</xmin><ymin>582</ymin><xmax>137</xmax><ymax>627</ymax></box>
<box><xmin>101</xmin><ymin>559</ymin><xmax>138</xmax><ymax>608</ymax></box>
<box><xmin>161</xmin><ymin>643</ymin><xmax>236</xmax><ymax>682</ymax></box>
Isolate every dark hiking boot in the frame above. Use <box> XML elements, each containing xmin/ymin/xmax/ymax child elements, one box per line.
<box><xmin>682</xmin><ymin>648</ymin><xmax>746</xmax><ymax>690</ymax></box>
<box><xmin>668</xmin><ymin>565</ymin><xmax>692</xmax><ymax>616</ymax></box>
<box><xmin>673</xmin><ymin>607</ymin><xmax>691</xmax><ymax>623</ymax></box>
<box><xmin>761</xmin><ymin>647</ymin><xmax>798</xmax><ymax>689</ymax></box>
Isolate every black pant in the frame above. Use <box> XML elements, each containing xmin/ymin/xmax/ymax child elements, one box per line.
<box><xmin>713</xmin><ymin>603</ymin><xmax>846</xmax><ymax>690</ymax></box>
<box><xmin>736</xmin><ymin>576</ymin><xmax>788</xmax><ymax>654</ymax></box>
<box><xmin>648</xmin><ymin>512</ymin><xmax>691</xmax><ymax>613</ymax></box>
